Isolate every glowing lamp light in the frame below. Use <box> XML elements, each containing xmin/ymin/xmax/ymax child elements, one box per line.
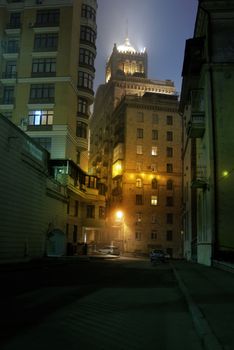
<box><xmin>116</xmin><ymin>210</ymin><xmax>124</xmax><ymax>220</ymax></box>
<box><xmin>222</xmin><ymin>170</ymin><xmax>229</xmax><ymax>177</ymax></box>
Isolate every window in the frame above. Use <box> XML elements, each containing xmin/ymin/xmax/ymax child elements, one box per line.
<box><xmin>80</xmin><ymin>26</ymin><xmax>96</xmax><ymax>45</ymax></box>
<box><xmin>78</xmin><ymin>98</ymin><xmax>88</xmax><ymax>115</ymax></box>
<box><xmin>151</xmin><ymin>146</ymin><xmax>158</xmax><ymax>156</ymax></box>
<box><xmin>76</xmin><ymin>121</ymin><xmax>87</xmax><ymax>138</ymax></box>
<box><xmin>33</xmin><ymin>137</ymin><xmax>51</xmax><ymax>152</ymax></box>
<box><xmin>166</xmin><ymin>213</ymin><xmax>173</xmax><ymax>224</ymax></box>
<box><xmin>151</xmin><ymin>195</ymin><xmax>158</xmax><ymax>206</ymax></box>
<box><xmin>6</xmin><ymin>39</ymin><xmax>19</xmax><ymax>53</ymax></box>
<box><xmin>136</xmin><ymin>162</ymin><xmax>142</xmax><ymax>171</ymax></box>
<box><xmin>136</xmin><ymin>194</ymin><xmax>143</xmax><ymax>205</ymax></box>
<box><xmin>151</xmin><ymin>214</ymin><xmax>157</xmax><ymax>224</ymax></box>
<box><xmin>78</xmin><ymin>71</ymin><xmax>93</xmax><ymax>90</ymax></box>
<box><xmin>136</xmin><ymin>178</ymin><xmax>142</xmax><ymax>188</ymax></box>
<box><xmin>9</xmin><ymin>12</ymin><xmax>21</xmax><ymax>27</ymax></box>
<box><xmin>167</xmin><ymin>131</ymin><xmax>173</xmax><ymax>141</ymax></box>
<box><xmin>136</xmin><ymin>212</ymin><xmax>142</xmax><ymax>222</ymax></box>
<box><xmin>152</xmin><ymin>129</ymin><xmax>158</xmax><ymax>140</ymax></box>
<box><xmin>99</xmin><ymin>206</ymin><xmax>105</xmax><ymax>219</ymax></box>
<box><xmin>135</xmin><ymin>231</ymin><xmax>142</xmax><ymax>240</ymax></box>
<box><xmin>74</xmin><ymin>201</ymin><xmax>79</xmax><ymax>217</ymax></box>
<box><xmin>137</xmin><ymin>111</ymin><xmax>144</xmax><ymax>122</ymax></box>
<box><xmin>2</xmin><ymin>86</ymin><xmax>14</xmax><ymax>104</ymax></box>
<box><xmin>166</xmin><ymin>230</ymin><xmax>173</xmax><ymax>241</ymax></box>
<box><xmin>29</xmin><ymin>84</ymin><xmax>54</xmax><ymax>102</ymax></box>
<box><xmin>151</xmin><ymin>164</ymin><xmax>157</xmax><ymax>172</ymax></box>
<box><xmin>32</xmin><ymin>58</ymin><xmax>56</xmax><ymax>75</ymax></box>
<box><xmin>166</xmin><ymin>196</ymin><xmax>174</xmax><ymax>206</ymax></box>
<box><xmin>167</xmin><ymin>180</ymin><xmax>173</xmax><ymax>190</ymax></box>
<box><xmin>36</xmin><ymin>9</ymin><xmax>60</xmax><ymax>26</ymax></box>
<box><xmin>34</xmin><ymin>33</ymin><xmax>58</xmax><ymax>51</ymax></box>
<box><xmin>151</xmin><ymin>231</ymin><xmax>157</xmax><ymax>240</ymax></box>
<box><xmin>152</xmin><ymin>178</ymin><xmax>158</xmax><ymax>189</ymax></box>
<box><xmin>166</xmin><ymin>115</ymin><xmax>173</xmax><ymax>125</ymax></box>
<box><xmin>4</xmin><ymin>61</ymin><xmax>16</xmax><ymax>78</ymax></box>
<box><xmin>29</xmin><ymin>110</ymin><xmax>53</xmax><ymax>125</ymax></box>
<box><xmin>152</xmin><ymin>114</ymin><xmax>159</xmax><ymax>124</ymax></box>
<box><xmin>136</xmin><ymin>145</ymin><xmax>143</xmax><ymax>154</ymax></box>
<box><xmin>87</xmin><ymin>205</ymin><xmax>95</xmax><ymax>218</ymax></box>
<box><xmin>81</xmin><ymin>4</ymin><xmax>96</xmax><ymax>21</ymax></box>
<box><xmin>137</xmin><ymin>128</ymin><xmax>143</xmax><ymax>139</ymax></box>
<box><xmin>167</xmin><ymin>147</ymin><xmax>173</xmax><ymax>157</ymax></box>
<box><xmin>73</xmin><ymin>225</ymin><xmax>77</xmax><ymax>243</ymax></box>
<box><xmin>167</xmin><ymin>163</ymin><xmax>173</xmax><ymax>173</ymax></box>
<box><xmin>79</xmin><ymin>48</ymin><xmax>95</xmax><ymax>67</ymax></box>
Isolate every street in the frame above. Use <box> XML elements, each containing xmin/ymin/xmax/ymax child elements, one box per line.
<box><xmin>0</xmin><ymin>257</ymin><xmax>203</xmax><ymax>350</ymax></box>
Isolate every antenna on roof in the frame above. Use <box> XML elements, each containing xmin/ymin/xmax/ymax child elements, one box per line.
<box><xmin>126</xmin><ymin>19</ymin><xmax>128</xmax><ymax>39</ymax></box>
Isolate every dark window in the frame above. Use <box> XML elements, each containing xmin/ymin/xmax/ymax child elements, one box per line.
<box><xmin>6</xmin><ymin>39</ymin><xmax>19</xmax><ymax>53</ymax></box>
<box><xmin>73</xmin><ymin>225</ymin><xmax>77</xmax><ymax>243</ymax></box>
<box><xmin>152</xmin><ymin>114</ymin><xmax>159</xmax><ymax>124</ymax></box>
<box><xmin>36</xmin><ymin>9</ymin><xmax>60</xmax><ymax>26</ymax></box>
<box><xmin>166</xmin><ymin>230</ymin><xmax>173</xmax><ymax>241</ymax></box>
<box><xmin>166</xmin><ymin>196</ymin><xmax>174</xmax><ymax>206</ymax></box>
<box><xmin>167</xmin><ymin>147</ymin><xmax>173</xmax><ymax>157</ymax></box>
<box><xmin>152</xmin><ymin>178</ymin><xmax>158</xmax><ymax>189</ymax></box>
<box><xmin>9</xmin><ymin>12</ymin><xmax>21</xmax><ymax>27</ymax></box>
<box><xmin>167</xmin><ymin>180</ymin><xmax>173</xmax><ymax>190</ymax></box>
<box><xmin>34</xmin><ymin>33</ymin><xmax>58</xmax><ymax>51</ymax></box>
<box><xmin>166</xmin><ymin>115</ymin><xmax>173</xmax><ymax>125</ymax></box>
<box><xmin>76</xmin><ymin>121</ymin><xmax>87</xmax><ymax>138</ymax></box>
<box><xmin>2</xmin><ymin>86</ymin><xmax>14</xmax><ymax>104</ymax></box>
<box><xmin>167</xmin><ymin>163</ymin><xmax>173</xmax><ymax>173</ymax></box>
<box><xmin>87</xmin><ymin>205</ymin><xmax>95</xmax><ymax>218</ymax></box>
<box><xmin>81</xmin><ymin>4</ymin><xmax>96</xmax><ymax>21</ymax></box>
<box><xmin>166</xmin><ymin>213</ymin><xmax>173</xmax><ymax>224</ymax></box>
<box><xmin>99</xmin><ymin>206</ymin><xmax>105</xmax><ymax>219</ymax></box>
<box><xmin>79</xmin><ymin>48</ymin><xmax>95</xmax><ymax>67</ymax></box>
<box><xmin>152</xmin><ymin>129</ymin><xmax>158</xmax><ymax>140</ymax></box>
<box><xmin>32</xmin><ymin>58</ymin><xmax>56</xmax><ymax>75</ymax></box>
<box><xmin>78</xmin><ymin>98</ymin><xmax>88</xmax><ymax>115</ymax></box>
<box><xmin>135</xmin><ymin>231</ymin><xmax>142</xmax><ymax>240</ymax></box>
<box><xmin>30</xmin><ymin>84</ymin><xmax>54</xmax><ymax>102</ymax></box>
<box><xmin>136</xmin><ymin>194</ymin><xmax>143</xmax><ymax>205</ymax></box>
<box><xmin>78</xmin><ymin>71</ymin><xmax>93</xmax><ymax>90</ymax></box>
<box><xmin>74</xmin><ymin>201</ymin><xmax>79</xmax><ymax>217</ymax></box>
<box><xmin>151</xmin><ymin>231</ymin><xmax>157</xmax><ymax>240</ymax></box>
<box><xmin>167</xmin><ymin>131</ymin><xmax>173</xmax><ymax>141</ymax></box>
<box><xmin>4</xmin><ymin>61</ymin><xmax>17</xmax><ymax>78</ymax></box>
<box><xmin>137</xmin><ymin>128</ymin><xmax>143</xmax><ymax>138</ymax></box>
<box><xmin>80</xmin><ymin>26</ymin><xmax>96</xmax><ymax>45</ymax></box>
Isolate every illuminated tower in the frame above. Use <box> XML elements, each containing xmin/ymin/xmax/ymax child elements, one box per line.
<box><xmin>90</xmin><ymin>37</ymin><xmax>182</xmax><ymax>257</ymax></box>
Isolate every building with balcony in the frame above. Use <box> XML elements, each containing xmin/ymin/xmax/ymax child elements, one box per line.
<box><xmin>90</xmin><ymin>38</ymin><xmax>182</xmax><ymax>257</ymax></box>
<box><xmin>0</xmin><ymin>0</ymin><xmax>106</xmax><ymax>254</ymax></box>
<box><xmin>180</xmin><ymin>0</ymin><xmax>234</xmax><ymax>265</ymax></box>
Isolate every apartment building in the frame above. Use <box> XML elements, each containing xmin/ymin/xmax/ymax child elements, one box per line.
<box><xmin>0</xmin><ymin>0</ymin><xmax>106</xmax><ymax>253</ymax></box>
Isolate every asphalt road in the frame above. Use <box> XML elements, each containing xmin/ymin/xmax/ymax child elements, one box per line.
<box><xmin>0</xmin><ymin>257</ymin><xmax>203</xmax><ymax>350</ymax></box>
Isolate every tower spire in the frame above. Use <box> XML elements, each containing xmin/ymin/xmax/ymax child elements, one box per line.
<box><xmin>126</xmin><ymin>19</ymin><xmax>128</xmax><ymax>39</ymax></box>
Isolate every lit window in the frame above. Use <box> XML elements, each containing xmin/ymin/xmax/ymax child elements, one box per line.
<box><xmin>152</xmin><ymin>146</ymin><xmax>158</xmax><ymax>156</ymax></box>
<box><xmin>28</xmin><ymin>110</ymin><xmax>53</xmax><ymax>125</ymax></box>
<box><xmin>136</xmin><ymin>178</ymin><xmax>142</xmax><ymax>188</ymax></box>
<box><xmin>136</xmin><ymin>145</ymin><xmax>143</xmax><ymax>154</ymax></box>
<box><xmin>151</xmin><ymin>195</ymin><xmax>158</xmax><ymax>206</ymax></box>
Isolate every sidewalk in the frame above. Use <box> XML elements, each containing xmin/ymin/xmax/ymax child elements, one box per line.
<box><xmin>172</xmin><ymin>260</ymin><xmax>234</xmax><ymax>350</ymax></box>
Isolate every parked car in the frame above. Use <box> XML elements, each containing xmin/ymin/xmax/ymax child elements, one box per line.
<box><xmin>98</xmin><ymin>246</ymin><xmax>120</xmax><ymax>255</ymax></box>
<box><xmin>150</xmin><ymin>249</ymin><xmax>168</xmax><ymax>263</ymax></box>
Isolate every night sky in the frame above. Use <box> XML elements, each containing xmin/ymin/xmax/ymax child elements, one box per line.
<box><xmin>94</xmin><ymin>0</ymin><xmax>198</xmax><ymax>94</ymax></box>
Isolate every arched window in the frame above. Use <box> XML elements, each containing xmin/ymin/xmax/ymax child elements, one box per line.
<box><xmin>152</xmin><ymin>178</ymin><xmax>158</xmax><ymax>189</ymax></box>
<box><xmin>136</xmin><ymin>178</ymin><xmax>142</xmax><ymax>188</ymax></box>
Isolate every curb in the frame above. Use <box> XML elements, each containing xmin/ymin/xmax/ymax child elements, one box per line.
<box><xmin>171</xmin><ymin>264</ymin><xmax>224</xmax><ymax>350</ymax></box>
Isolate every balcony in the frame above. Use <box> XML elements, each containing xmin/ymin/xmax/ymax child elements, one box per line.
<box><xmin>187</xmin><ymin>112</ymin><xmax>205</xmax><ymax>138</ymax></box>
<box><xmin>191</xmin><ymin>166</ymin><xmax>208</xmax><ymax>189</ymax></box>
